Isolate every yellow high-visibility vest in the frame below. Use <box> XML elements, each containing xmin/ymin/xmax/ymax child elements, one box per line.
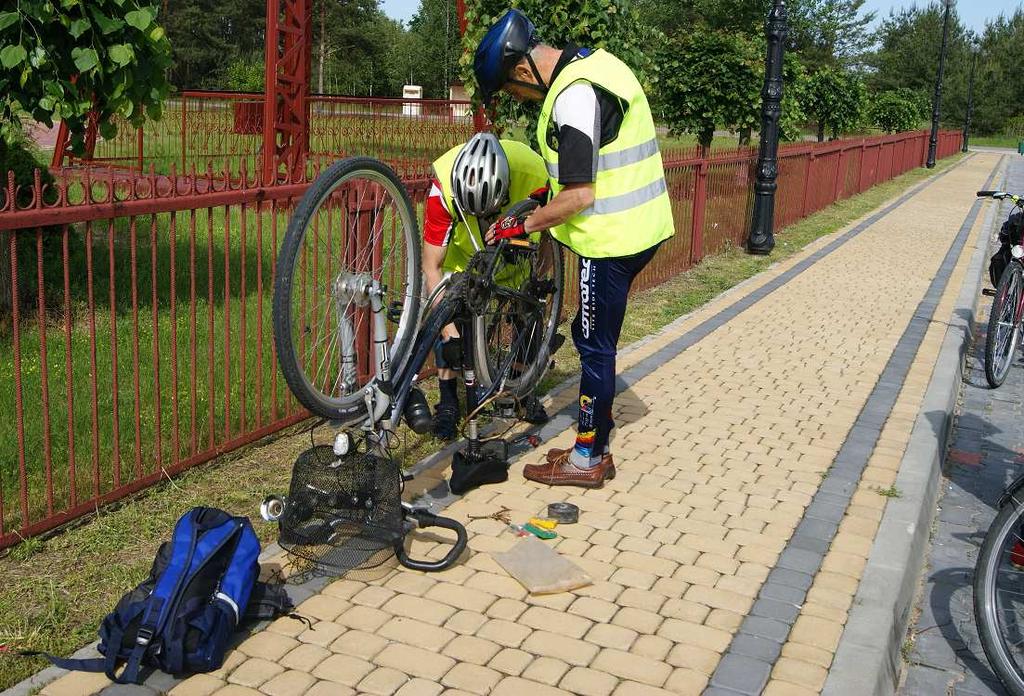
<box><xmin>537</xmin><ymin>49</ymin><xmax>675</xmax><ymax>258</ymax></box>
<box><xmin>432</xmin><ymin>139</ymin><xmax>548</xmax><ymax>274</ymax></box>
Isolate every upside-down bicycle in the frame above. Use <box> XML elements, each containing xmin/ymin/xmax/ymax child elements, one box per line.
<box><xmin>265</xmin><ymin>157</ymin><xmax>564</xmax><ymax>571</ymax></box>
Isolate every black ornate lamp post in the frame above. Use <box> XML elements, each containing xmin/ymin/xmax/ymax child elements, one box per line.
<box><xmin>926</xmin><ymin>0</ymin><xmax>955</xmax><ymax>169</ymax></box>
<box><xmin>747</xmin><ymin>0</ymin><xmax>787</xmax><ymax>255</ymax></box>
<box><xmin>962</xmin><ymin>41</ymin><xmax>978</xmax><ymax>153</ymax></box>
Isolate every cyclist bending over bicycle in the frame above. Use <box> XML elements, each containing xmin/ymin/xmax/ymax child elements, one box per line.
<box><xmin>423</xmin><ymin>132</ymin><xmax>557</xmax><ymax>439</ymax></box>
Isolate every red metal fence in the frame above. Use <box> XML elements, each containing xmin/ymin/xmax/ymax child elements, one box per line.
<box><xmin>55</xmin><ymin>91</ymin><xmax>477</xmax><ymax>180</ymax></box>
<box><xmin>1</xmin><ymin>127</ymin><xmax>961</xmax><ymax>549</ymax></box>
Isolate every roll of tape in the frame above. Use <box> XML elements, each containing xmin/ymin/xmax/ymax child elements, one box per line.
<box><xmin>547</xmin><ymin>502</ymin><xmax>579</xmax><ymax>524</ymax></box>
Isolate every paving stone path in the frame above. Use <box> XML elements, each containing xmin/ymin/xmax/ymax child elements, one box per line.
<box><xmin>898</xmin><ymin>156</ymin><xmax>1024</xmax><ymax>696</ymax></box>
<box><xmin>23</xmin><ymin>153</ymin><xmax>1004</xmax><ymax>696</ymax></box>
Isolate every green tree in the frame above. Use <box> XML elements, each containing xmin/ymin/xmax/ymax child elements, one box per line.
<box><xmin>657</xmin><ymin>30</ymin><xmax>762</xmax><ymax>150</ymax></box>
<box><xmin>869</xmin><ymin>89</ymin><xmax>926</xmax><ymax>133</ymax></box>
<box><xmin>973</xmin><ymin>9</ymin><xmax>1024</xmax><ymax>135</ymax></box>
<box><xmin>406</xmin><ymin>0</ymin><xmax>461</xmax><ymax>98</ymax></box>
<box><xmin>636</xmin><ymin>0</ymin><xmax>875</xmax><ymax>67</ymax></box>
<box><xmin>163</xmin><ymin>0</ymin><xmax>264</xmax><ymax>89</ymax></box>
<box><xmin>800</xmin><ymin>66</ymin><xmax>866</xmax><ymax>141</ymax></box>
<box><xmin>869</xmin><ymin>3</ymin><xmax>968</xmax><ymax>94</ymax></box>
<box><xmin>0</xmin><ymin>0</ymin><xmax>172</xmax><ymax>152</ymax></box>
<box><xmin>313</xmin><ymin>0</ymin><xmax>393</xmax><ymax>95</ymax></box>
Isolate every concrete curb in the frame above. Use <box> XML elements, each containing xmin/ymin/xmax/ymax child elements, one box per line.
<box><xmin>823</xmin><ymin>156</ymin><xmax>1008</xmax><ymax>696</ymax></box>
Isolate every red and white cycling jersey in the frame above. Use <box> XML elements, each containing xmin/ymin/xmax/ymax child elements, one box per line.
<box><xmin>423</xmin><ymin>179</ymin><xmax>456</xmax><ymax>248</ymax></box>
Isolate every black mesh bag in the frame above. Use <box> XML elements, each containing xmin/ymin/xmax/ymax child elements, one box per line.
<box><xmin>278</xmin><ymin>445</ymin><xmax>404</xmax><ymax>571</ymax></box>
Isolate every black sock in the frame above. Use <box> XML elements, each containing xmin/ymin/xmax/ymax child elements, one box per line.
<box><xmin>439</xmin><ymin>378</ymin><xmax>459</xmax><ymax>409</ymax></box>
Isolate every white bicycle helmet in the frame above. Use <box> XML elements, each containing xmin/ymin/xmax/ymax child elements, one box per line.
<box><xmin>451</xmin><ymin>133</ymin><xmax>510</xmax><ymax>218</ymax></box>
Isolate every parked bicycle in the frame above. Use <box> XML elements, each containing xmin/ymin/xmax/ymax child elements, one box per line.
<box><xmin>265</xmin><ymin>157</ymin><xmax>563</xmax><ymax>571</ymax></box>
<box><xmin>974</xmin><ymin>191</ymin><xmax>1024</xmax><ymax>694</ymax></box>
<box><xmin>974</xmin><ymin>471</ymin><xmax>1024</xmax><ymax>695</ymax></box>
<box><xmin>979</xmin><ymin>190</ymin><xmax>1024</xmax><ymax>388</ymax></box>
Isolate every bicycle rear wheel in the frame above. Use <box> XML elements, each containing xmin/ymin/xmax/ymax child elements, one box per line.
<box><xmin>273</xmin><ymin>158</ymin><xmax>421</xmax><ymax>422</ymax></box>
<box><xmin>974</xmin><ymin>498</ymin><xmax>1024</xmax><ymax>695</ymax></box>
<box><xmin>986</xmin><ymin>261</ymin><xmax>1023</xmax><ymax>388</ymax></box>
<box><xmin>473</xmin><ymin>230</ymin><xmax>564</xmax><ymax>399</ymax></box>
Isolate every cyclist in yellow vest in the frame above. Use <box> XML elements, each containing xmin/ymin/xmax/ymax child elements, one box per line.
<box><xmin>475</xmin><ymin>9</ymin><xmax>675</xmax><ymax>488</ymax></box>
<box><xmin>423</xmin><ymin>132</ymin><xmax>552</xmax><ymax>441</ymax></box>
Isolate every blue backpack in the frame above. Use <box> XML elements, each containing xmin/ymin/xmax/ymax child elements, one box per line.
<box><xmin>39</xmin><ymin>507</ymin><xmax>291</xmax><ymax>684</ymax></box>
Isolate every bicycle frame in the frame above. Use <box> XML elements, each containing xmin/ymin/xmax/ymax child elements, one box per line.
<box><xmin>340</xmin><ymin>238</ymin><xmax>547</xmax><ymax>439</ymax></box>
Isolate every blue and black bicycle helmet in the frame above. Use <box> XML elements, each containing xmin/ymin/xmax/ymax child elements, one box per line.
<box><xmin>473</xmin><ymin>9</ymin><xmax>543</xmax><ymax>104</ymax></box>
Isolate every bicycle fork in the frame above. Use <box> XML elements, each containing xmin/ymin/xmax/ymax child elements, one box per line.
<box><xmin>333</xmin><ymin>273</ymin><xmax>392</xmax><ymax>427</ymax></box>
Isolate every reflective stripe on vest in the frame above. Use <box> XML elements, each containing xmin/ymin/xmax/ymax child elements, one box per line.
<box><xmin>580</xmin><ymin>178</ymin><xmax>667</xmax><ymax>217</ymax></box>
<box><xmin>543</xmin><ymin>136</ymin><xmax>661</xmax><ymax>179</ymax></box>
<box><xmin>537</xmin><ymin>50</ymin><xmax>675</xmax><ymax>258</ymax></box>
<box><xmin>433</xmin><ymin>139</ymin><xmax>549</xmax><ymax>274</ymax></box>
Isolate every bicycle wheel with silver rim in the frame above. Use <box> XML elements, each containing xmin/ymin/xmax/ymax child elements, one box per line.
<box><xmin>974</xmin><ymin>497</ymin><xmax>1024</xmax><ymax>696</ymax></box>
<box><xmin>273</xmin><ymin>158</ymin><xmax>421</xmax><ymax>422</ymax></box>
<box><xmin>986</xmin><ymin>261</ymin><xmax>1023</xmax><ymax>388</ymax></box>
<box><xmin>473</xmin><ymin>228</ymin><xmax>564</xmax><ymax>400</ymax></box>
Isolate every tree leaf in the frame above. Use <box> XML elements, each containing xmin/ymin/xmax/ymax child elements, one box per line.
<box><xmin>109</xmin><ymin>44</ymin><xmax>133</xmax><ymax>66</ymax></box>
<box><xmin>71</xmin><ymin>46</ymin><xmax>98</xmax><ymax>72</ymax></box>
<box><xmin>89</xmin><ymin>7</ymin><xmax>123</xmax><ymax>34</ymax></box>
<box><xmin>0</xmin><ymin>44</ymin><xmax>27</xmax><ymax>69</ymax></box>
<box><xmin>69</xmin><ymin>18</ymin><xmax>90</xmax><ymax>38</ymax></box>
<box><xmin>124</xmin><ymin>8</ymin><xmax>152</xmax><ymax>30</ymax></box>
<box><xmin>98</xmin><ymin>120</ymin><xmax>117</xmax><ymax>140</ymax></box>
<box><xmin>0</xmin><ymin>11</ymin><xmax>19</xmax><ymax>32</ymax></box>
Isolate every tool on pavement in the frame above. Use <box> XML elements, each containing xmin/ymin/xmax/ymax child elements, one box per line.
<box><xmin>547</xmin><ymin>502</ymin><xmax>579</xmax><ymax>524</ymax></box>
<box><xmin>522</xmin><ymin>522</ymin><xmax>557</xmax><ymax>540</ymax></box>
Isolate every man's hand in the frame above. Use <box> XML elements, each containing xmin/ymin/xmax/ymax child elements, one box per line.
<box><xmin>485</xmin><ymin>214</ymin><xmax>528</xmax><ymax>245</ymax></box>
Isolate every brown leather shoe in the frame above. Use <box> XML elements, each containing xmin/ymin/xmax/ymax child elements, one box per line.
<box><xmin>524</xmin><ymin>450</ymin><xmax>615</xmax><ymax>488</ymax></box>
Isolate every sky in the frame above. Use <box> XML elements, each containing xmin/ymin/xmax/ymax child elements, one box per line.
<box><xmin>863</xmin><ymin>0</ymin><xmax>1020</xmax><ymax>35</ymax></box>
<box><xmin>380</xmin><ymin>0</ymin><xmax>420</xmax><ymax>24</ymax></box>
<box><xmin>380</xmin><ymin>0</ymin><xmax>1021</xmax><ymax>33</ymax></box>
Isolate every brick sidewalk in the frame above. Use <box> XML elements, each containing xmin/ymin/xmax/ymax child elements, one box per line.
<box><xmin>32</xmin><ymin>154</ymin><xmax>1003</xmax><ymax>696</ymax></box>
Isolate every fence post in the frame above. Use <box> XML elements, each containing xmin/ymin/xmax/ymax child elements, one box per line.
<box><xmin>180</xmin><ymin>93</ymin><xmax>188</xmax><ymax>173</ymax></box>
<box><xmin>832</xmin><ymin>148</ymin><xmax>844</xmax><ymax>202</ymax></box>
<box><xmin>801</xmin><ymin>150</ymin><xmax>815</xmax><ymax>216</ymax></box>
<box><xmin>690</xmin><ymin>160</ymin><xmax>708</xmax><ymax>265</ymax></box>
<box><xmin>137</xmin><ymin>127</ymin><xmax>144</xmax><ymax>172</ymax></box>
<box><xmin>856</xmin><ymin>141</ymin><xmax>865</xmax><ymax>193</ymax></box>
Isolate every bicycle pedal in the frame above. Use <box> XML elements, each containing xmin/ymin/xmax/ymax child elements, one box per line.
<box><xmin>983</xmin><ymin>288</ymin><xmax>997</xmax><ymax>297</ymax></box>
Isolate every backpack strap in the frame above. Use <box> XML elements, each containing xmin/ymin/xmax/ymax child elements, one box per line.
<box><xmin>24</xmin><ymin>622</ymin><xmax>126</xmax><ymax>682</ymax></box>
<box><xmin>117</xmin><ymin>513</ymin><xmax>198</xmax><ymax>684</ymax></box>
<box><xmin>243</xmin><ymin>582</ymin><xmax>295</xmax><ymax>621</ymax></box>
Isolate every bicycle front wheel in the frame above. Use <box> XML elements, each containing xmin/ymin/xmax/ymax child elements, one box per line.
<box><xmin>473</xmin><ymin>231</ymin><xmax>564</xmax><ymax>399</ymax></box>
<box><xmin>273</xmin><ymin>158</ymin><xmax>421</xmax><ymax>422</ymax></box>
<box><xmin>986</xmin><ymin>261</ymin><xmax>1023</xmax><ymax>388</ymax></box>
<box><xmin>974</xmin><ymin>497</ymin><xmax>1024</xmax><ymax>695</ymax></box>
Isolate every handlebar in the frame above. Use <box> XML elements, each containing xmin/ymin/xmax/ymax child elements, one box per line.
<box><xmin>394</xmin><ymin>508</ymin><xmax>468</xmax><ymax>572</ymax></box>
<box><xmin>978</xmin><ymin>191</ymin><xmax>1023</xmax><ymax>204</ymax></box>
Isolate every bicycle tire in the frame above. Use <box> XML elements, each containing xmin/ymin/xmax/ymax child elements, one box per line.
<box><xmin>273</xmin><ymin>157</ymin><xmax>421</xmax><ymax>422</ymax></box>
<box><xmin>985</xmin><ymin>261</ymin><xmax>1022</xmax><ymax>388</ymax></box>
<box><xmin>974</xmin><ymin>498</ymin><xmax>1024</xmax><ymax>696</ymax></box>
<box><xmin>473</xmin><ymin>232</ymin><xmax>565</xmax><ymax>397</ymax></box>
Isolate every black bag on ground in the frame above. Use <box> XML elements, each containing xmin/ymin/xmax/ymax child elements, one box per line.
<box><xmin>30</xmin><ymin>507</ymin><xmax>292</xmax><ymax>684</ymax></box>
<box><xmin>990</xmin><ymin>212</ymin><xmax>1024</xmax><ymax>286</ymax></box>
